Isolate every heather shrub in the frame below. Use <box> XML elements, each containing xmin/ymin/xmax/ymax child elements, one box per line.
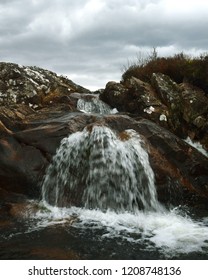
<box><xmin>122</xmin><ymin>51</ymin><xmax>208</xmax><ymax>94</ymax></box>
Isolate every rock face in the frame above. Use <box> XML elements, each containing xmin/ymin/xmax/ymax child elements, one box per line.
<box><xmin>101</xmin><ymin>73</ymin><xmax>208</xmax><ymax>150</ymax></box>
<box><xmin>0</xmin><ymin>62</ymin><xmax>90</xmax><ymax>108</ymax></box>
<box><xmin>100</xmin><ymin>78</ymin><xmax>165</xmax><ymax>115</ymax></box>
<box><xmin>0</xmin><ymin>62</ymin><xmax>208</xmax><ymax>212</ymax></box>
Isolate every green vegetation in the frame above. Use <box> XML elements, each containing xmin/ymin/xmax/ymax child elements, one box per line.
<box><xmin>122</xmin><ymin>49</ymin><xmax>208</xmax><ymax>94</ymax></box>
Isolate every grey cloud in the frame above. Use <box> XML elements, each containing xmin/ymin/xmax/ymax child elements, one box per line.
<box><xmin>0</xmin><ymin>0</ymin><xmax>208</xmax><ymax>89</ymax></box>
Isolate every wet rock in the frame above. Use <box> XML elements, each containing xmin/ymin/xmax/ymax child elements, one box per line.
<box><xmin>0</xmin><ymin>111</ymin><xmax>99</xmax><ymax>197</ymax></box>
<box><xmin>132</xmin><ymin>118</ymin><xmax>208</xmax><ymax>207</ymax></box>
<box><xmin>0</xmin><ymin>120</ymin><xmax>12</xmax><ymax>136</ymax></box>
<box><xmin>1</xmin><ymin>112</ymin><xmax>207</xmax><ymax>208</ymax></box>
<box><xmin>0</xmin><ymin>135</ymin><xmax>48</xmax><ymax>197</ymax></box>
<box><xmin>180</xmin><ymin>83</ymin><xmax>208</xmax><ymax>123</ymax></box>
<box><xmin>104</xmin><ymin>116</ymin><xmax>208</xmax><ymax>207</ymax></box>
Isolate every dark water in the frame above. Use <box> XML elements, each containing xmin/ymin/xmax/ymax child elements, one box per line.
<box><xmin>0</xmin><ymin>200</ymin><xmax>208</xmax><ymax>260</ymax></box>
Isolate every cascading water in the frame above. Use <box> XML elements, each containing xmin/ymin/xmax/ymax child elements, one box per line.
<box><xmin>1</xmin><ymin>88</ymin><xmax>208</xmax><ymax>260</ymax></box>
<box><xmin>3</xmin><ymin>99</ymin><xmax>206</xmax><ymax>260</ymax></box>
<box><xmin>77</xmin><ymin>96</ymin><xmax>117</xmax><ymax>114</ymax></box>
<box><xmin>42</xmin><ymin>125</ymin><xmax>161</xmax><ymax>212</ymax></box>
<box><xmin>2</xmin><ymin>120</ymin><xmax>208</xmax><ymax>259</ymax></box>
<box><xmin>38</xmin><ymin>122</ymin><xmax>208</xmax><ymax>258</ymax></box>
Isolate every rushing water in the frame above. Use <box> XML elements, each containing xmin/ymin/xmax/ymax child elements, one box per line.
<box><xmin>33</xmin><ymin>203</ymin><xmax>208</xmax><ymax>258</ymax></box>
<box><xmin>42</xmin><ymin>126</ymin><xmax>160</xmax><ymax>212</ymax></box>
<box><xmin>37</xmin><ymin>124</ymin><xmax>208</xmax><ymax>259</ymax></box>
<box><xmin>1</xmin><ymin>199</ymin><xmax>208</xmax><ymax>259</ymax></box>
<box><xmin>1</xmin><ymin>100</ymin><xmax>208</xmax><ymax>259</ymax></box>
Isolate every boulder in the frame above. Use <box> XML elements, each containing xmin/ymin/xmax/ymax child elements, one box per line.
<box><xmin>101</xmin><ymin>73</ymin><xmax>208</xmax><ymax>151</ymax></box>
<box><xmin>100</xmin><ymin>81</ymin><xmax>128</xmax><ymax>111</ymax></box>
<box><xmin>100</xmin><ymin>77</ymin><xmax>169</xmax><ymax>125</ymax></box>
<box><xmin>151</xmin><ymin>73</ymin><xmax>181</xmax><ymax>107</ymax></box>
<box><xmin>124</xmin><ymin>77</ymin><xmax>169</xmax><ymax>127</ymax></box>
<box><xmin>179</xmin><ymin>83</ymin><xmax>208</xmax><ymax>149</ymax></box>
<box><xmin>150</xmin><ymin>73</ymin><xmax>185</xmax><ymax>136</ymax></box>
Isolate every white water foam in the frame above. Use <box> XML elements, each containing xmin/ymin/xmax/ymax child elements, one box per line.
<box><xmin>40</xmin><ymin>125</ymin><xmax>208</xmax><ymax>257</ymax></box>
<box><xmin>34</xmin><ymin>203</ymin><xmax>208</xmax><ymax>256</ymax></box>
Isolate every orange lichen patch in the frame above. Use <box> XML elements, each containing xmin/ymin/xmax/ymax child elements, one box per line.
<box><xmin>118</xmin><ymin>131</ymin><xmax>131</xmax><ymax>141</ymax></box>
<box><xmin>30</xmin><ymin>247</ymin><xmax>80</xmax><ymax>260</ymax></box>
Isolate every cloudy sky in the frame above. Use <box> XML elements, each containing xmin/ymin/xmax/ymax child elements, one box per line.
<box><xmin>0</xmin><ymin>0</ymin><xmax>208</xmax><ymax>90</ymax></box>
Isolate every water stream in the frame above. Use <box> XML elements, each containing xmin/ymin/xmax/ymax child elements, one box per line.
<box><xmin>1</xmin><ymin>97</ymin><xmax>208</xmax><ymax>259</ymax></box>
<box><xmin>38</xmin><ymin>103</ymin><xmax>208</xmax><ymax>258</ymax></box>
<box><xmin>77</xmin><ymin>96</ymin><xmax>117</xmax><ymax>114</ymax></box>
<box><xmin>42</xmin><ymin>126</ymin><xmax>160</xmax><ymax>212</ymax></box>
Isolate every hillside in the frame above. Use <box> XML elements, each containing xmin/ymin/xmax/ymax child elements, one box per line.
<box><xmin>100</xmin><ymin>53</ymin><xmax>208</xmax><ymax>150</ymax></box>
<box><xmin>122</xmin><ymin>52</ymin><xmax>208</xmax><ymax>95</ymax></box>
<box><xmin>0</xmin><ymin>62</ymin><xmax>90</xmax><ymax>108</ymax></box>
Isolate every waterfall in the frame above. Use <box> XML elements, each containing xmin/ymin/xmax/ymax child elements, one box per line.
<box><xmin>42</xmin><ymin>125</ymin><xmax>161</xmax><ymax>212</ymax></box>
<box><xmin>77</xmin><ymin>97</ymin><xmax>118</xmax><ymax>114</ymax></box>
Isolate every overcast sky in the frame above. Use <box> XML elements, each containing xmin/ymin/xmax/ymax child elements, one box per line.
<box><xmin>0</xmin><ymin>0</ymin><xmax>208</xmax><ymax>90</ymax></box>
